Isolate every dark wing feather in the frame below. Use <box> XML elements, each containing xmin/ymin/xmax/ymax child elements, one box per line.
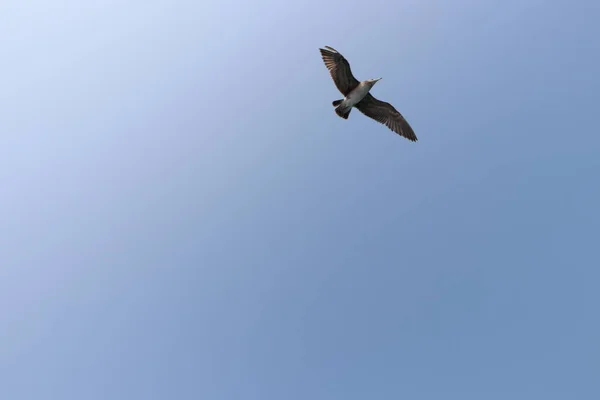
<box><xmin>319</xmin><ymin>46</ymin><xmax>360</xmax><ymax>96</ymax></box>
<box><xmin>355</xmin><ymin>93</ymin><xmax>418</xmax><ymax>142</ymax></box>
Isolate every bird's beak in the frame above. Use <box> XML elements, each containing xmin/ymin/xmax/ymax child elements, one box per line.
<box><xmin>377</xmin><ymin>78</ymin><xmax>382</xmax><ymax>81</ymax></box>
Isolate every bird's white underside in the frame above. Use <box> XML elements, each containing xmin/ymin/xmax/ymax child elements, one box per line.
<box><xmin>342</xmin><ymin>82</ymin><xmax>372</xmax><ymax>108</ymax></box>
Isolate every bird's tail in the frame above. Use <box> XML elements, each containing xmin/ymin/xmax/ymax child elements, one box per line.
<box><xmin>333</xmin><ymin>100</ymin><xmax>351</xmax><ymax>119</ymax></box>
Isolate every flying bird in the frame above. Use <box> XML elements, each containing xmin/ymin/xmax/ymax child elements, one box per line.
<box><xmin>319</xmin><ymin>46</ymin><xmax>417</xmax><ymax>142</ymax></box>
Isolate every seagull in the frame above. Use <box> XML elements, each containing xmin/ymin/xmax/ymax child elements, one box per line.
<box><xmin>319</xmin><ymin>46</ymin><xmax>417</xmax><ymax>142</ymax></box>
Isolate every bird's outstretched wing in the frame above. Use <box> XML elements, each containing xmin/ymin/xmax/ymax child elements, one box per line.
<box><xmin>355</xmin><ymin>93</ymin><xmax>418</xmax><ymax>141</ymax></box>
<box><xmin>319</xmin><ymin>46</ymin><xmax>360</xmax><ymax>96</ymax></box>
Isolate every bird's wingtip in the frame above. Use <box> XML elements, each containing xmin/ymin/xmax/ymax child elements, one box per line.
<box><xmin>320</xmin><ymin>45</ymin><xmax>339</xmax><ymax>53</ymax></box>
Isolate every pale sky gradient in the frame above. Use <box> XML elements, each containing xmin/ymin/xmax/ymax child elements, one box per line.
<box><xmin>1</xmin><ymin>1</ymin><xmax>599</xmax><ymax>399</ymax></box>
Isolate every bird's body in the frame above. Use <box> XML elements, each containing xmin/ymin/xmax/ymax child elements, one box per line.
<box><xmin>319</xmin><ymin>46</ymin><xmax>417</xmax><ymax>142</ymax></box>
<box><xmin>340</xmin><ymin>81</ymin><xmax>377</xmax><ymax>109</ymax></box>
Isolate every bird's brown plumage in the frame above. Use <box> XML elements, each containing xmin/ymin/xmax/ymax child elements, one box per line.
<box><xmin>355</xmin><ymin>93</ymin><xmax>417</xmax><ymax>142</ymax></box>
<box><xmin>319</xmin><ymin>46</ymin><xmax>360</xmax><ymax>96</ymax></box>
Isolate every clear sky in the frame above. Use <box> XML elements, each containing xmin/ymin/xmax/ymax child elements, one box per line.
<box><xmin>1</xmin><ymin>0</ymin><xmax>599</xmax><ymax>399</ymax></box>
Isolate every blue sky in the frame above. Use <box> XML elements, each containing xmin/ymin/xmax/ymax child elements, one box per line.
<box><xmin>1</xmin><ymin>0</ymin><xmax>599</xmax><ymax>398</ymax></box>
